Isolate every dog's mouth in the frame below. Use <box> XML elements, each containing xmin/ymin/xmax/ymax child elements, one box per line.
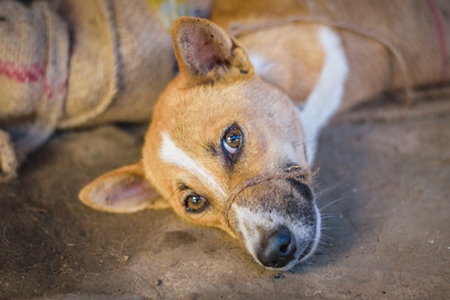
<box><xmin>298</xmin><ymin>232</ymin><xmax>315</xmax><ymax>261</ymax></box>
<box><xmin>297</xmin><ymin>204</ymin><xmax>321</xmax><ymax>263</ymax></box>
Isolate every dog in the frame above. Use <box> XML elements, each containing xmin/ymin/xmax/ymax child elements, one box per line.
<box><xmin>79</xmin><ymin>0</ymin><xmax>450</xmax><ymax>271</ymax></box>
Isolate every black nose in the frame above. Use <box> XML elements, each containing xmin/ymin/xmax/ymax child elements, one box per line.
<box><xmin>256</xmin><ymin>227</ymin><xmax>297</xmax><ymax>268</ymax></box>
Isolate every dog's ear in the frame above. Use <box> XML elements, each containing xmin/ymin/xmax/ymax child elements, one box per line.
<box><xmin>79</xmin><ymin>162</ymin><xmax>169</xmax><ymax>213</ymax></box>
<box><xmin>172</xmin><ymin>16</ymin><xmax>252</xmax><ymax>84</ymax></box>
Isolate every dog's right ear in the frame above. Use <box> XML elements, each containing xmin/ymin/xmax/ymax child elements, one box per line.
<box><xmin>79</xmin><ymin>162</ymin><xmax>169</xmax><ymax>213</ymax></box>
<box><xmin>172</xmin><ymin>16</ymin><xmax>253</xmax><ymax>85</ymax></box>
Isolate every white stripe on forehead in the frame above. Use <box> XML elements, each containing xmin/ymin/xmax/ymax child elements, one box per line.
<box><xmin>160</xmin><ymin>132</ymin><xmax>226</xmax><ymax>198</ymax></box>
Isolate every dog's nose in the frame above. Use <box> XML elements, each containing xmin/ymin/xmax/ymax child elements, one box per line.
<box><xmin>256</xmin><ymin>227</ymin><xmax>297</xmax><ymax>268</ymax></box>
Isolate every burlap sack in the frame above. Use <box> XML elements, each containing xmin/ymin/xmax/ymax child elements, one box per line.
<box><xmin>84</xmin><ymin>0</ymin><xmax>174</xmax><ymax>126</ymax></box>
<box><xmin>57</xmin><ymin>0</ymin><xmax>214</xmax><ymax>128</ymax></box>
<box><xmin>0</xmin><ymin>0</ymin><xmax>212</xmax><ymax>182</ymax></box>
<box><xmin>1</xmin><ymin>0</ymin><xmax>172</xmax><ymax>181</ymax></box>
<box><xmin>211</xmin><ymin>0</ymin><xmax>450</xmax><ymax>115</ymax></box>
<box><xmin>0</xmin><ymin>0</ymin><xmax>69</xmax><ymax>182</ymax></box>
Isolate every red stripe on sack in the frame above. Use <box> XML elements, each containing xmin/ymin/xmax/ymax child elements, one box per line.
<box><xmin>0</xmin><ymin>60</ymin><xmax>45</xmax><ymax>83</ymax></box>
<box><xmin>0</xmin><ymin>59</ymin><xmax>67</xmax><ymax>101</ymax></box>
<box><xmin>427</xmin><ymin>0</ymin><xmax>449</xmax><ymax>84</ymax></box>
<box><xmin>45</xmin><ymin>81</ymin><xmax>67</xmax><ymax>100</ymax></box>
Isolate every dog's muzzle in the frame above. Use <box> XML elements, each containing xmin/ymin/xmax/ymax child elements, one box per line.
<box><xmin>225</xmin><ymin>166</ymin><xmax>318</xmax><ymax>269</ymax></box>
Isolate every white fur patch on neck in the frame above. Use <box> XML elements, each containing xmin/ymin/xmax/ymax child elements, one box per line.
<box><xmin>249</xmin><ymin>54</ymin><xmax>274</xmax><ymax>76</ymax></box>
<box><xmin>160</xmin><ymin>132</ymin><xmax>226</xmax><ymax>198</ymax></box>
<box><xmin>299</xmin><ymin>26</ymin><xmax>349</xmax><ymax>164</ymax></box>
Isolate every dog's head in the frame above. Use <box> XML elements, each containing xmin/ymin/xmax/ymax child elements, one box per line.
<box><xmin>80</xmin><ymin>17</ymin><xmax>321</xmax><ymax>271</ymax></box>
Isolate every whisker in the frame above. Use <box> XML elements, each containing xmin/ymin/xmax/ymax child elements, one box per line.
<box><xmin>320</xmin><ymin>222</ymin><xmax>345</xmax><ymax>229</ymax></box>
<box><xmin>320</xmin><ymin>227</ymin><xmax>341</xmax><ymax>231</ymax></box>
<box><xmin>292</xmin><ymin>138</ymin><xmax>313</xmax><ymax>148</ymax></box>
<box><xmin>319</xmin><ymin>212</ymin><xmax>339</xmax><ymax>216</ymax></box>
<box><xmin>314</xmin><ymin>243</ymin><xmax>328</xmax><ymax>251</ymax></box>
<box><xmin>319</xmin><ymin>234</ymin><xmax>339</xmax><ymax>242</ymax></box>
<box><xmin>319</xmin><ymin>197</ymin><xmax>348</xmax><ymax>212</ymax></box>
<box><xmin>317</xmin><ymin>242</ymin><xmax>330</xmax><ymax>249</ymax></box>
<box><xmin>295</xmin><ymin>258</ymin><xmax>311</xmax><ymax>270</ymax></box>
<box><xmin>315</xmin><ymin>183</ymin><xmax>341</xmax><ymax>198</ymax></box>
<box><xmin>305</xmin><ymin>256</ymin><xmax>320</xmax><ymax>265</ymax></box>
<box><xmin>319</xmin><ymin>215</ymin><xmax>340</xmax><ymax>220</ymax></box>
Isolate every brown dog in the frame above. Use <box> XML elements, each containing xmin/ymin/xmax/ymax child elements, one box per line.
<box><xmin>80</xmin><ymin>0</ymin><xmax>450</xmax><ymax>270</ymax></box>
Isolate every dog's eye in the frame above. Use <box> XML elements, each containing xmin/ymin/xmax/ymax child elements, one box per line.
<box><xmin>222</xmin><ymin>127</ymin><xmax>242</xmax><ymax>160</ymax></box>
<box><xmin>184</xmin><ymin>194</ymin><xmax>208</xmax><ymax>213</ymax></box>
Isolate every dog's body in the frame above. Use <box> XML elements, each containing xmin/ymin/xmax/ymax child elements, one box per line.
<box><xmin>78</xmin><ymin>0</ymin><xmax>449</xmax><ymax>270</ymax></box>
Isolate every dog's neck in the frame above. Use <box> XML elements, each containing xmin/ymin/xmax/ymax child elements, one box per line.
<box><xmin>225</xmin><ymin>22</ymin><xmax>348</xmax><ymax>161</ymax></box>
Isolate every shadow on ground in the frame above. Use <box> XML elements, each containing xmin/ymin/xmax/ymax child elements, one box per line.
<box><xmin>1</xmin><ymin>113</ymin><xmax>449</xmax><ymax>299</ymax></box>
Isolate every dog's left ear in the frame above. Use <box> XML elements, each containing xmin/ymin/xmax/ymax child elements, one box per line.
<box><xmin>172</xmin><ymin>16</ymin><xmax>253</xmax><ymax>84</ymax></box>
<box><xmin>79</xmin><ymin>162</ymin><xmax>170</xmax><ymax>213</ymax></box>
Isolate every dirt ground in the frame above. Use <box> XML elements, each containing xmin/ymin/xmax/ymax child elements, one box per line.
<box><xmin>1</xmin><ymin>107</ymin><xmax>449</xmax><ymax>299</ymax></box>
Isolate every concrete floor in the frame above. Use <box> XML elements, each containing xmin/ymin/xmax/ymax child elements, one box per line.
<box><xmin>0</xmin><ymin>112</ymin><xmax>449</xmax><ymax>299</ymax></box>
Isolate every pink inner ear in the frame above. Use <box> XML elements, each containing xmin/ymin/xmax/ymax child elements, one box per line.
<box><xmin>106</xmin><ymin>180</ymin><xmax>150</xmax><ymax>206</ymax></box>
<box><xmin>93</xmin><ymin>174</ymin><xmax>155</xmax><ymax>208</ymax></box>
<box><xmin>189</xmin><ymin>32</ymin><xmax>228</xmax><ymax>75</ymax></box>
